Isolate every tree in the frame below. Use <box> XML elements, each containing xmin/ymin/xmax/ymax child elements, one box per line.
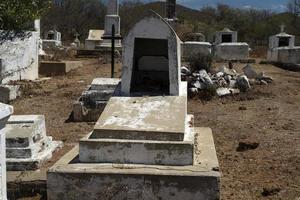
<box><xmin>0</xmin><ymin>0</ymin><xmax>51</xmax><ymax>30</ymax></box>
<box><xmin>288</xmin><ymin>0</ymin><xmax>300</xmax><ymax>16</ymax></box>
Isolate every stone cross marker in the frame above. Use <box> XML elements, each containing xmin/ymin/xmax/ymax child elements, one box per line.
<box><xmin>107</xmin><ymin>0</ymin><xmax>119</xmax><ymax>15</ymax></box>
<box><xmin>280</xmin><ymin>24</ymin><xmax>285</xmax><ymax>33</ymax></box>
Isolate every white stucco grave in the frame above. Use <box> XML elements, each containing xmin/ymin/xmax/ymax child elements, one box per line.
<box><xmin>99</xmin><ymin>0</ymin><xmax>121</xmax><ymax>48</ymax></box>
<box><xmin>267</xmin><ymin>28</ymin><xmax>300</xmax><ymax>65</ymax></box>
<box><xmin>0</xmin><ymin>103</ymin><xmax>13</xmax><ymax>200</ymax></box>
<box><xmin>121</xmin><ymin>12</ymin><xmax>182</xmax><ymax>96</ymax></box>
<box><xmin>42</xmin><ymin>30</ymin><xmax>62</xmax><ymax>50</ymax></box>
<box><xmin>5</xmin><ymin>115</ymin><xmax>62</xmax><ymax>171</ymax></box>
<box><xmin>85</xmin><ymin>30</ymin><xmax>104</xmax><ymax>50</ymax></box>
<box><xmin>181</xmin><ymin>41</ymin><xmax>212</xmax><ymax>59</ymax></box>
<box><xmin>48</xmin><ymin>12</ymin><xmax>220</xmax><ymax>200</ymax></box>
<box><xmin>213</xmin><ymin>28</ymin><xmax>249</xmax><ymax>61</ymax></box>
<box><xmin>0</xmin><ymin>31</ymin><xmax>39</xmax><ymax>84</ymax></box>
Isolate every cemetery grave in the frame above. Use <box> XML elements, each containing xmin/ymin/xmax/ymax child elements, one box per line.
<box><xmin>0</xmin><ymin>0</ymin><xmax>299</xmax><ymax>199</ymax></box>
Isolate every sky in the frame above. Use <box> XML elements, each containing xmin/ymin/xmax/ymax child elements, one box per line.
<box><xmin>121</xmin><ymin>0</ymin><xmax>290</xmax><ymax>12</ymax></box>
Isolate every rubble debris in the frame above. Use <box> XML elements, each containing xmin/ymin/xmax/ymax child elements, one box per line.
<box><xmin>236</xmin><ymin>75</ymin><xmax>251</xmax><ymax>92</ymax></box>
<box><xmin>181</xmin><ymin>63</ymin><xmax>273</xmax><ymax>98</ymax></box>
<box><xmin>181</xmin><ymin>66</ymin><xmax>191</xmax><ymax>75</ymax></box>
<box><xmin>220</xmin><ymin>65</ymin><xmax>238</xmax><ymax>76</ymax></box>
<box><xmin>243</xmin><ymin>64</ymin><xmax>258</xmax><ymax>79</ymax></box>
<box><xmin>216</xmin><ymin>87</ymin><xmax>240</xmax><ymax>97</ymax></box>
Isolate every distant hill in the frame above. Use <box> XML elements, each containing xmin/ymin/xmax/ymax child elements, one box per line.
<box><xmin>120</xmin><ymin>1</ymin><xmax>299</xmax><ymax>46</ymax></box>
<box><xmin>42</xmin><ymin>0</ymin><xmax>299</xmax><ymax>46</ymax></box>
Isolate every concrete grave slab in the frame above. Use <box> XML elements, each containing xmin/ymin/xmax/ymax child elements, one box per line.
<box><xmin>0</xmin><ymin>85</ymin><xmax>21</xmax><ymax>104</ymax></box>
<box><xmin>85</xmin><ymin>30</ymin><xmax>104</xmax><ymax>50</ymax></box>
<box><xmin>47</xmin><ymin>127</ymin><xmax>220</xmax><ymax>200</ymax></box>
<box><xmin>79</xmin><ymin>114</ymin><xmax>194</xmax><ymax>165</ymax></box>
<box><xmin>0</xmin><ymin>103</ymin><xmax>13</xmax><ymax>200</ymax></box>
<box><xmin>92</xmin><ymin>96</ymin><xmax>187</xmax><ymax>141</ymax></box>
<box><xmin>215</xmin><ymin>43</ymin><xmax>249</xmax><ymax>61</ymax></box>
<box><xmin>91</xmin><ymin>78</ymin><xmax>120</xmax><ymax>90</ymax></box>
<box><xmin>4</xmin><ymin>115</ymin><xmax>62</xmax><ymax>171</ymax></box>
<box><xmin>181</xmin><ymin>42</ymin><xmax>212</xmax><ymax>59</ymax></box>
<box><xmin>39</xmin><ymin>61</ymin><xmax>83</xmax><ymax>76</ymax></box>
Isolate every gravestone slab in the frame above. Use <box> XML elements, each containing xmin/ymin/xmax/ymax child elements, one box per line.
<box><xmin>92</xmin><ymin>96</ymin><xmax>187</xmax><ymax>141</ymax></box>
<box><xmin>5</xmin><ymin>115</ymin><xmax>62</xmax><ymax>171</ymax></box>
<box><xmin>0</xmin><ymin>103</ymin><xmax>13</xmax><ymax>200</ymax></box>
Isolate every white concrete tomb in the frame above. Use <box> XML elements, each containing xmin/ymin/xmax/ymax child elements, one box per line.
<box><xmin>213</xmin><ymin>28</ymin><xmax>249</xmax><ymax>61</ymax></box>
<box><xmin>100</xmin><ymin>0</ymin><xmax>121</xmax><ymax>47</ymax></box>
<box><xmin>0</xmin><ymin>103</ymin><xmax>13</xmax><ymax>200</ymax></box>
<box><xmin>121</xmin><ymin>11</ymin><xmax>182</xmax><ymax>96</ymax></box>
<box><xmin>267</xmin><ymin>31</ymin><xmax>300</xmax><ymax>64</ymax></box>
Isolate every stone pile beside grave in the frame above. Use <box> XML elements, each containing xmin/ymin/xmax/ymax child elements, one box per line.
<box><xmin>182</xmin><ymin>64</ymin><xmax>273</xmax><ymax>97</ymax></box>
<box><xmin>5</xmin><ymin>115</ymin><xmax>62</xmax><ymax>171</ymax></box>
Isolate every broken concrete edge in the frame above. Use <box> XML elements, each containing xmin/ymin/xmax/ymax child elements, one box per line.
<box><xmin>48</xmin><ymin>127</ymin><xmax>220</xmax><ymax>175</ymax></box>
<box><xmin>6</xmin><ymin>140</ymin><xmax>63</xmax><ymax>171</ymax></box>
<box><xmin>0</xmin><ymin>85</ymin><xmax>21</xmax><ymax>104</ymax></box>
<box><xmin>0</xmin><ymin>103</ymin><xmax>14</xmax><ymax>127</ymax></box>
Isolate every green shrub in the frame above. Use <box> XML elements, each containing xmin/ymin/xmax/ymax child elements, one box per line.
<box><xmin>188</xmin><ymin>53</ymin><xmax>213</xmax><ymax>72</ymax></box>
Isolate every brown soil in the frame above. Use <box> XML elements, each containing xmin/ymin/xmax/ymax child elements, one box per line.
<box><xmin>10</xmin><ymin>59</ymin><xmax>300</xmax><ymax>200</ymax></box>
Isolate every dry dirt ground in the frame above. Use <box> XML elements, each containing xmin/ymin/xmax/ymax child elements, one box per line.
<box><xmin>10</xmin><ymin>59</ymin><xmax>300</xmax><ymax>200</ymax></box>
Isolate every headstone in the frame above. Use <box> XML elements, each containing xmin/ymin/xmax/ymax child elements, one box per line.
<box><xmin>107</xmin><ymin>0</ymin><xmax>118</xmax><ymax>15</ymax></box>
<box><xmin>100</xmin><ymin>0</ymin><xmax>121</xmax><ymax>47</ymax></box>
<box><xmin>42</xmin><ymin>30</ymin><xmax>62</xmax><ymax>50</ymax></box>
<box><xmin>34</xmin><ymin>19</ymin><xmax>41</xmax><ymax>33</ymax></box>
<box><xmin>0</xmin><ymin>103</ymin><xmax>13</xmax><ymax>200</ymax></box>
<box><xmin>214</xmin><ymin>28</ymin><xmax>249</xmax><ymax>61</ymax></box>
<box><xmin>121</xmin><ymin>11</ymin><xmax>182</xmax><ymax>96</ymax></box>
<box><xmin>85</xmin><ymin>30</ymin><xmax>104</xmax><ymax>50</ymax></box>
<box><xmin>267</xmin><ymin>29</ymin><xmax>300</xmax><ymax>64</ymax></box>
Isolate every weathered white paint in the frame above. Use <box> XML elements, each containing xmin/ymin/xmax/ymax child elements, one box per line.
<box><xmin>214</xmin><ymin>43</ymin><xmax>249</xmax><ymax>60</ymax></box>
<box><xmin>85</xmin><ymin>30</ymin><xmax>104</xmax><ymax>50</ymax></box>
<box><xmin>42</xmin><ymin>30</ymin><xmax>62</xmax><ymax>50</ymax></box>
<box><xmin>47</xmin><ymin>128</ymin><xmax>220</xmax><ymax>200</ymax></box>
<box><xmin>267</xmin><ymin>32</ymin><xmax>300</xmax><ymax>64</ymax></box>
<box><xmin>0</xmin><ymin>103</ymin><xmax>13</xmax><ymax>200</ymax></box>
<box><xmin>5</xmin><ymin>115</ymin><xmax>62</xmax><ymax>171</ymax></box>
<box><xmin>214</xmin><ymin>28</ymin><xmax>238</xmax><ymax>45</ymax></box>
<box><xmin>121</xmin><ymin>12</ymin><xmax>182</xmax><ymax>96</ymax></box>
<box><xmin>0</xmin><ymin>31</ymin><xmax>39</xmax><ymax>84</ymax></box>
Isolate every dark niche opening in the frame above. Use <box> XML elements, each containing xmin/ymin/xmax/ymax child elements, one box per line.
<box><xmin>278</xmin><ymin>37</ymin><xmax>290</xmax><ymax>47</ymax></box>
<box><xmin>221</xmin><ymin>34</ymin><xmax>232</xmax><ymax>43</ymax></box>
<box><xmin>131</xmin><ymin>38</ymin><xmax>170</xmax><ymax>95</ymax></box>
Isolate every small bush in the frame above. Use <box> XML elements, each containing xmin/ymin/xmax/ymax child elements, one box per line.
<box><xmin>188</xmin><ymin>53</ymin><xmax>213</xmax><ymax>72</ymax></box>
<box><xmin>199</xmin><ymin>84</ymin><xmax>217</xmax><ymax>101</ymax></box>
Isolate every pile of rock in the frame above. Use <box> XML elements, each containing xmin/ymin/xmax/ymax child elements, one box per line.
<box><xmin>182</xmin><ymin>64</ymin><xmax>273</xmax><ymax>97</ymax></box>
